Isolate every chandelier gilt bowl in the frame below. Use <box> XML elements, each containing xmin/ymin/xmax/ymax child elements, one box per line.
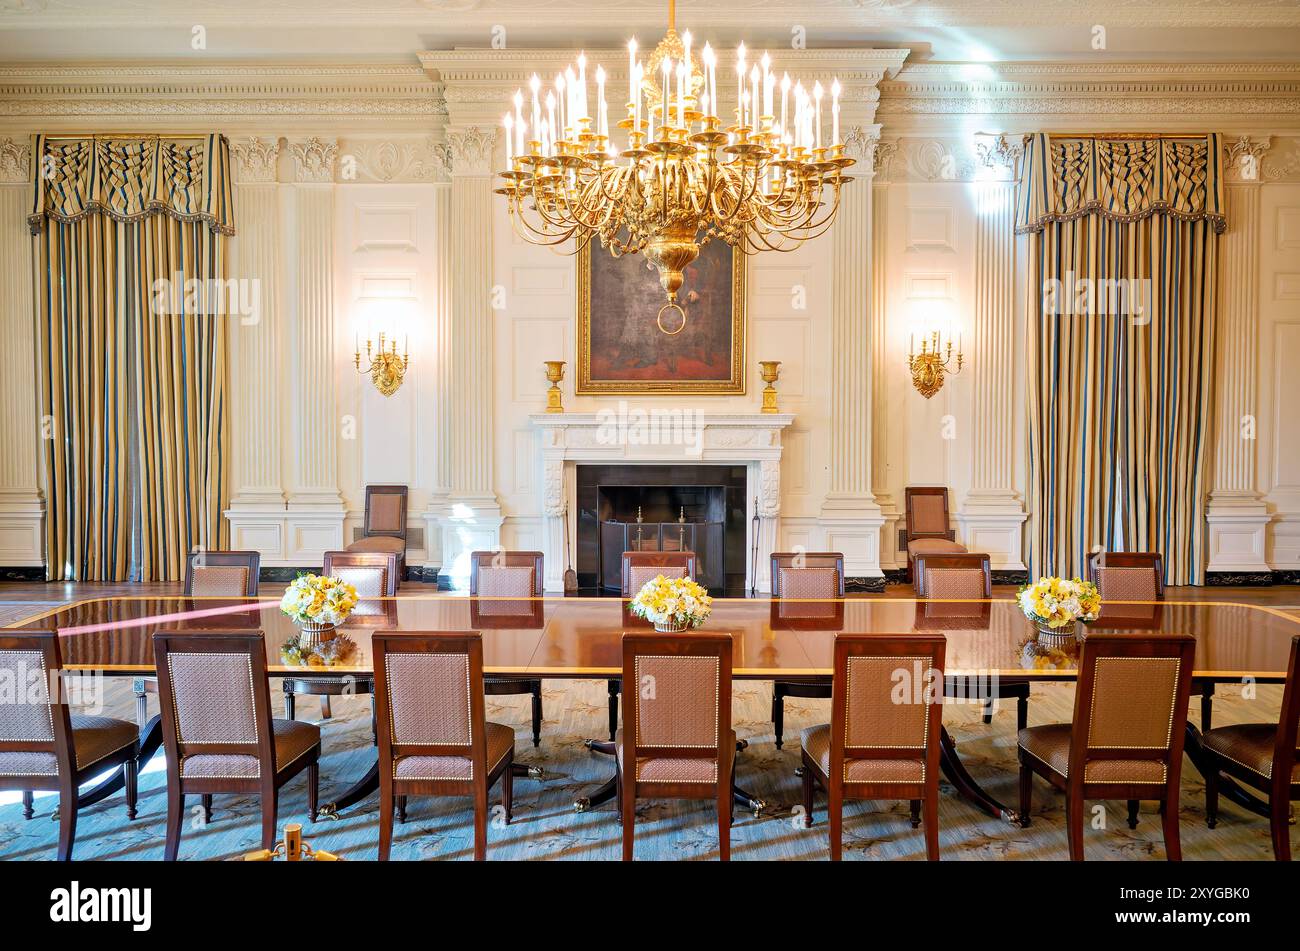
<box><xmin>496</xmin><ymin>0</ymin><xmax>854</xmax><ymax>334</ymax></box>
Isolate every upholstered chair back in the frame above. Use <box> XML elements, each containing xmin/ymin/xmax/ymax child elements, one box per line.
<box><xmin>621</xmin><ymin>551</ymin><xmax>697</xmax><ymax>596</ymax></box>
<box><xmin>906</xmin><ymin>488</ymin><xmax>951</xmax><ymax>537</ymax></box>
<box><xmin>1088</xmin><ymin>552</ymin><xmax>1165</xmax><ymax>601</ymax></box>
<box><xmin>622</xmin><ymin>633</ymin><xmax>731</xmax><ymax>761</ymax></box>
<box><xmin>1276</xmin><ymin>636</ymin><xmax>1300</xmax><ymax>765</ymax></box>
<box><xmin>770</xmin><ymin>553</ymin><xmax>845</xmax><ymax>597</ymax></box>
<box><xmin>833</xmin><ymin>636</ymin><xmax>945</xmax><ymax>779</ymax></box>
<box><xmin>469</xmin><ymin>551</ymin><xmax>544</xmax><ymax>597</ymax></box>
<box><xmin>1069</xmin><ymin>633</ymin><xmax>1194</xmax><ymax>784</ymax></box>
<box><xmin>182</xmin><ymin>551</ymin><xmax>260</xmax><ymax>597</ymax></box>
<box><xmin>0</xmin><ymin>631</ymin><xmax>70</xmax><ymax>779</ymax></box>
<box><xmin>373</xmin><ymin>632</ymin><xmax>490</xmax><ymax>779</ymax></box>
<box><xmin>153</xmin><ymin>631</ymin><xmax>274</xmax><ymax>779</ymax></box>
<box><xmin>914</xmin><ymin>553</ymin><xmax>991</xmax><ymax>599</ymax></box>
<box><xmin>363</xmin><ymin>485</ymin><xmax>408</xmax><ymax>538</ymax></box>
<box><xmin>322</xmin><ymin>551</ymin><xmax>399</xmax><ymax>597</ymax></box>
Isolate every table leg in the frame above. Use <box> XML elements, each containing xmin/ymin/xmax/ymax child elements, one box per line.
<box><xmin>574</xmin><ymin>738</ymin><xmax>765</xmax><ymax>815</ymax></box>
<box><xmin>77</xmin><ymin>715</ymin><xmax>161</xmax><ymax>810</ymax></box>
<box><xmin>939</xmin><ymin>727</ymin><xmax>1022</xmax><ymax>826</ymax></box>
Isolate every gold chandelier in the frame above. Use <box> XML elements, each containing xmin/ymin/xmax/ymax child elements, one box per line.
<box><xmin>496</xmin><ymin>0</ymin><xmax>854</xmax><ymax>334</ymax></box>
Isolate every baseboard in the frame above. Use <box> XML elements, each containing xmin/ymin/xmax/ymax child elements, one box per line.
<box><xmin>0</xmin><ymin>566</ymin><xmax>46</xmax><ymax>581</ymax></box>
<box><xmin>1206</xmin><ymin>570</ymin><xmax>1300</xmax><ymax>586</ymax></box>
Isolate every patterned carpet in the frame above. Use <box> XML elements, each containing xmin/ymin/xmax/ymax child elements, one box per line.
<box><xmin>0</xmin><ymin>672</ymin><xmax>1287</xmax><ymax>861</ymax></box>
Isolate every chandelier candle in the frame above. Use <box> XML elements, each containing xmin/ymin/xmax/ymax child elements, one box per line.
<box><xmin>495</xmin><ymin>0</ymin><xmax>855</xmax><ymax>334</ymax></box>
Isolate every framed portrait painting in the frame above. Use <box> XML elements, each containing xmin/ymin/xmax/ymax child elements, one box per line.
<box><xmin>576</xmin><ymin>238</ymin><xmax>746</xmax><ymax>394</ymax></box>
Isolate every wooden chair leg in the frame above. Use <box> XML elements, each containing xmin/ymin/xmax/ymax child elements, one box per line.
<box><xmin>1018</xmin><ymin>758</ymin><xmax>1033</xmax><ymax>827</ymax></box>
<box><xmin>55</xmin><ymin>781</ymin><xmax>78</xmax><ymax>861</ymax></box>
<box><xmin>801</xmin><ymin>763</ymin><xmax>815</xmax><ymax>827</ymax></box>
<box><xmin>1127</xmin><ymin>799</ymin><xmax>1140</xmax><ymax>829</ymax></box>
<box><xmin>21</xmin><ymin>790</ymin><xmax>33</xmax><ymax>820</ymax></box>
<box><xmin>378</xmin><ymin>783</ymin><xmax>394</xmax><ymax>861</ymax></box>
<box><xmin>1204</xmin><ymin>768</ymin><xmax>1220</xmax><ymax>829</ymax></box>
<box><xmin>261</xmin><ymin>788</ymin><xmax>279</xmax><ymax>852</ymax></box>
<box><xmin>773</xmin><ymin>685</ymin><xmax>785</xmax><ymax>749</ymax></box>
<box><xmin>397</xmin><ymin>795</ymin><xmax>407</xmax><ymax>824</ymax></box>
<box><xmin>1271</xmin><ymin>793</ymin><xmax>1292</xmax><ymax>861</ymax></box>
<box><xmin>1162</xmin><ymin>794</ymin><xmax>1182</xmax><ymax>861</ymax></box>
<box><xmin>1065</xmin><ymin>789</ymin><xmax>1085</xmax><ymax>861</ymax></box>
<box><xmin>922</xmin><ymin>784</ymin><xmax>940</xmax><ymax>861</ymax></box>
<box><xmin>530</xmin><ymin>681</ymin><xmax>543</xmax><ymax>748</ymax></box>
<box><xmin>1200</xmin><ymin>691</ymin><xmax>1213</xmax><ymax>733</ymax></box>
<box><xmin>621</xmin><ymin>776</ymin><xmax>636</xmax><ymax>861</ymax></box>
<box><xmin>308</xmin><ymin>762</ymin><xmax>319</xmax><ymax>822</ymax></box>
<box><xmin>473</xmin><ymin>784</ymin><xmax>489</xmax><ymax>861</ymax></box>
<box><xmin>125</xmin><ymin>759</ymin><xmax>139</xmax><ymax>820</ymax></box>
<box><xmin>607</xmin><ymin>680</ymin><xmax>619</xmax><ymax>742</ymax></box>
<box><xmin>201</xmin><ymin>793</ymin><xmax>213</xmax><ymax>825</ymax></box>
<box><xmin>909</xmin><ymin>799</ymin><xmax>922</xmax><ymax>829</ymax></box>
<box><xmin>717</xmin><ymin>777</ymin><xmax>731</xmax><ymax>861</ymax></box>
<box><xmin>828</xmin><ymin>785</ymin><xmax>843</xmax><ymax>861</ymax></box>
<box><xmin>502</xmin><ymin>755</ymin><xmax>514</xmax><ymax>824</ymax></box>
<box><xmin>164</xmin><ymin>790</ymin><xmax>184</xmax><ymax>861</ymax></box>
<box><xmin>319</xmin><ymin>695</ymin><xmax>333</xmax><ymax>720</ymax></box>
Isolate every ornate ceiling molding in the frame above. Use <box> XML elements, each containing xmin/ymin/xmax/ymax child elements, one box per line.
<box><xmin>341</xmin><ymin>136</ymin><xmax>450</xmax><ymax>184</ymax></box>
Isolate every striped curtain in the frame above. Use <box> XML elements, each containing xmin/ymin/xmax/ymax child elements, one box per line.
<box><xmin>29</xmin><ymin>134</ymin><xmax>234</xmax><ymax>581</ymax></box>
<box><xmin>1018</xmin><ymin>134</ymin><xmax>1224</xmax><ymax>586</ymax></box>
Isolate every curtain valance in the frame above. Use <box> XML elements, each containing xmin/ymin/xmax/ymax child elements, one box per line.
<box><xmin>27</xmin><ymin>133</ymin><xmax>235</xmax><ymax>236</ymax></box>
<box><xmin>1015</xmin><ymin>133</ymin><xmax>1225</xmax><ymax>235</ymax></box>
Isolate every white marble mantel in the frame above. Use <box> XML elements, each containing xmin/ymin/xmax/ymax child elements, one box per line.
<box><xmin>528</xmin><ymin>412</ymin><xmax>794</xmax><ymax>592</ymax></box>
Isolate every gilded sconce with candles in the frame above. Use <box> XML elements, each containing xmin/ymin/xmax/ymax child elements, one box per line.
<box><xmin>354</xmin><ymin>331</ymin><xmax>410</xmax><ymax>397</ymax></box>
<box><xmin>907</xmin><ymin>328</ymin><xmax>963</xmax><ymax>399</ymax></box>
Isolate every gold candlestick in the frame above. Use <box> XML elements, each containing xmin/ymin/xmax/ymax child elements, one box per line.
<box><xmin>759</xmin><ymin>360</ymin><xmax>782</xmax><ymax>413</ymax></box>
<box><xmin>543</xmin><ymin>360</ymin><xmax>566</xmax><ymax>413</ymax></box>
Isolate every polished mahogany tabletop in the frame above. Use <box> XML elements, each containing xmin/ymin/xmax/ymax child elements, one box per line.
<box><xmin>11</xmin><ymin>595</ymin><xmax>1300</xmax><ymax>681</ymax></box>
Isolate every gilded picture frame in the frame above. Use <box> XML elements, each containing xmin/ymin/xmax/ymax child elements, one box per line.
<box><xmin>576</xmin><ymin>239</ymin><xmax>746</xmax><ymax>394</ymax></box>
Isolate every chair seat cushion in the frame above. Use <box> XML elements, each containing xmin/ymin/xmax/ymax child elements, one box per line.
<box><xmin>1018</xmin><ymin>723</ymin><xmax>1167</xmax><ymax>784</ymax></box>
<box><xmin>800</xmin><ymin>724</ymin><xmax>926</xmax><ymax>783</ymax></box>
<box><xmin>616</xmin><ymin>728</ymin><xmax>733</xmax><ymax>784</ymax></box>
<box><xmin>392</xmin><ymin>721</ymin><xmax>515</xmax><ymax>781</ymax></box>
<box><xmin>346</xmin><ymin>535</ymin><xmax>406</xmax><ymax>554</ymax></box>
<box><xmin>70</xmin><ymin>714</ymin><xmax>138</xmax><ymax>769</ymax></box>
<box><xmin>181</xmin><ymin>718</ymin><xmax>320</xmax><ymax>780</ymax></box>
<box><xmin>907</xmin><ymin>538</ymin><xmax>968</xmax><ymax>557</ymax></box>
<box><xmin>1203</xmin><ymin>723</ymin><xmax>1300</xmax><ymax>783</ymax></box>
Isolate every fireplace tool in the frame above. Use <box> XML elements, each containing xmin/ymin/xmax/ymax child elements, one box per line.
<box><xmin>563</xmin><ymin>504</ymin><xmax>578</xmax><ymax>593</ymax></box>
<box><xmin>750</xmin><ymin>497</ymin><xmax>760</xmax><ymax>596</ymax></box>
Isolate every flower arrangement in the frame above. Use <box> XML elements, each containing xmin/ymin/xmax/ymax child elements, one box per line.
<box><xmin>628</xmin><ymin>575</ymin><xmax>713</xmax><ymax>633</ymax></box>
<box><xmin>1018</xmin><ymin>576</ymin><xmax>1101</xmax><ymax>632</ymax></box>
<box><xmin>280</xmin><ymin>573</ymin><xmax>359</xmax><ymax>630</ymax></box>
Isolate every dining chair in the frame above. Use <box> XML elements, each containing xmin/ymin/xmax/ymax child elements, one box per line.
<box><xmin>372</xmin><ymin>631</ymin><xmax>516</xmax><ymax>861</ymax></box>
<box><xmin>345</xmin><ymin>484</ymin><xmax>409</xmax><ymax>576</ymax></box>
<box><xmin>799</xmin><ymin>633</ymin><xmax>946</xmax><ymax>860</ymax></box>
<box><xmin>471</xmin><ymin>550</ymin><xmax>546</xmax><ymax>748</ymax></box>
<box><xmin>134</xmin><ymin>550</ymin><xmax>261</xmax><ymax>729</ymax></box>
<box><xmin>153</xmin><ymin>629</ymin><xmax>321</xmax><ymax>860</ymax></box>
<box><xmin>608</xmin><ymin>550</ymin><xmax>699</xmax><ymax>741</ymax></box>
<box><xmin>916</xmin><ymin>552</ymin><xmax>1030</xmax><ymax>732</ymax></box>
<box><xmin>1086</xmin><ymin>551</ymin><xmax>1209</xmax><ymax>732</ymax></box>
<box><xmin>769</xmin><ymin>552</ymin><xmax>844</xmax><ymax>750</ymax></box>
<box><xmin>1202</xmin><ymin>634</ymin><xmax>1299</xmax><ymax>861</ymax></box>
<box><xmin>0</xmin><ymin>630</ymin><xmax>139</xmax><ymax>860</ymax></box>
<box><xmin>1018</xmin><ymin>632</ymin><xmax>1195</xmax><ymax>861</ymax></box>
<box><xmin>902</xmin><ymin>486</ymin><xmax>967</xmax><ymax>583</ymax></box>
<box><xmin>282</xmin><ymin>550</ymin><xmax>399</xmax><ymax>723</ymax></box>
<box><xmin>618</xmin><ymin>632</ymin><xmax>734</xmax><ymax>861</ymax></box>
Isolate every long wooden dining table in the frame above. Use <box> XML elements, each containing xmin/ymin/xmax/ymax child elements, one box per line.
<box><xmin>13</xmin><ymin>595</ymin><xmax>1300</xmax><ymax>826</ymax></box>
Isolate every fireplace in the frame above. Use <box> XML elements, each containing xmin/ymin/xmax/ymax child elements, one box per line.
<box><xmin>576</xmin><ymin>464</ymin><xmax>748</xmax><ymax>594</ymax></box>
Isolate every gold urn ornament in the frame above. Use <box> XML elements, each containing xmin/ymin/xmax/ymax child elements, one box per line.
<box><xmin>544</xmin><ymin>360</ymin><xmax>567</xmax><ymax>413</ymax></box>
<box><xmin>758</xmin><ymin>360</ymin><xmax>782</xmax><ymax>413</ymax></box>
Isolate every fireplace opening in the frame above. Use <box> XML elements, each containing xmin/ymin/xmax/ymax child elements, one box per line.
<box><xmin>575</xmin><ymin>464</ymin><xmax>748</xmax><ymax>595</ymax></box>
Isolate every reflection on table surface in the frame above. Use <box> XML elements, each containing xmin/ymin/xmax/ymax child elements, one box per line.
<box><xmin>12</xmin><ymin>596</ymin><xmax>1300</xmax><ymax>681</ymax></box>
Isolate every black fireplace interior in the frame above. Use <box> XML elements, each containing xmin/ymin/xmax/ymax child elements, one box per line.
<box><xmin>575</xmin><ymin>464</ymin><xmax>749</xmax><ymax>595</ymax></box>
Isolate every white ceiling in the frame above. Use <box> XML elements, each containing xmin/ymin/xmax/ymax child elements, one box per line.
<box><xmin>2</xmin><ymin>0</ymin><xmax>1299</xmax><ymax>64</ymax></box>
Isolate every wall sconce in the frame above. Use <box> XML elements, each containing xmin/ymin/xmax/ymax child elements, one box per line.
<box><xmin>354</xmin><ymin>332</ymin><xmax>410</xmax><ymax>397</ymax></box>
<box><xmin>907</xmin><ymin>322</ymin><xmax>963</xmax><ymax>399</ymax></box>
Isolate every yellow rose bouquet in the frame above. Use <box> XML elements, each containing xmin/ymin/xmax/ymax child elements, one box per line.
<box><xmin>628</xmin><ymin>575</ymin><xmax>713</xmax><ymax>633</ymax></box>
<box><xmin>1017</xmin><ymin>576</ymin><xmax>1100</xmax><ymax>634</ymax></box>
<box><xmin>280</xmin><ymin>573</ymin><xmax>359</xmax><ymax>632</ymax></box>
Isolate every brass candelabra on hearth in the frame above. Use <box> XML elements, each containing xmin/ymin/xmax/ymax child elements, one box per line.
<box><xmin>354</xmin><ymin>332</ymin><xmax>410</xmax><ymax>397</ymax></box>
<box><xmin>907</xmin><ymin>330</ymin><xmax>963</xmax><ymax>399</ymax></box>
<box><xmin>244</xmin><ymin>824</ymin><xmax>343</xmax><ymax>861</ymax></box>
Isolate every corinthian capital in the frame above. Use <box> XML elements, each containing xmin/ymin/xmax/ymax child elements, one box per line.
<box><xmin>289</xmin><ymin>136</ymin><xmax>339</xmax><ymax>184</ymax></box>
<box><xmin>445</xmin><ymin>126</ymin><xmax>499</xmax><ymax>177</ymax></box>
